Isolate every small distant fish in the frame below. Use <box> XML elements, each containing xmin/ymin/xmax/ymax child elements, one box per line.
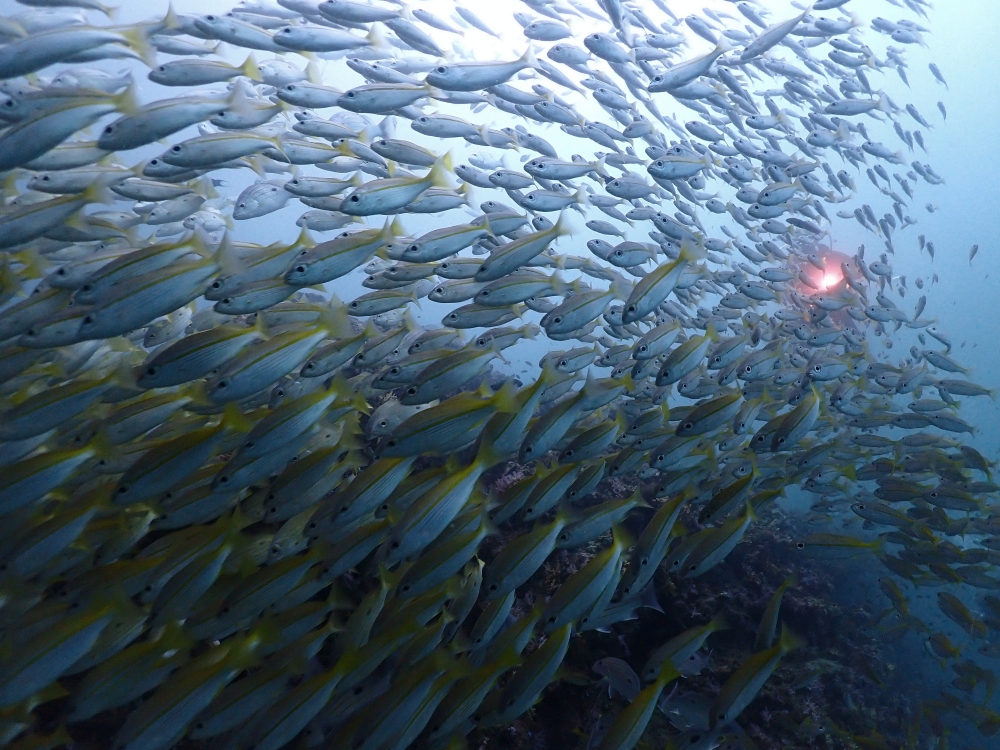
<box><xmin>929</xmin><ymin>62</ymin><xmax>948</xmax><ymax>88</ymax></box>
<box><xmin>593</xmin><ymin>657</ymin><xmax>641</xmax><ymax>701</ymax></box>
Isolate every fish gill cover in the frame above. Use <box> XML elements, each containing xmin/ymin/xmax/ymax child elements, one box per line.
<box><xmin>0</xmin><ymin>0</ymin><xmax>994</xmax><ymax>748</ymax></box>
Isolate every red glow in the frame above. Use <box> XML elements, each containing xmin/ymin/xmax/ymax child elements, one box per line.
<box><xmin>793</xmin><ymin>249</ymin><xmax>852</xmax><ymax>296</ymax></box>
<box><xmin>818</xmin><ymin>271</ymin><xmax>842</xmax><ymax>290</ymax></box>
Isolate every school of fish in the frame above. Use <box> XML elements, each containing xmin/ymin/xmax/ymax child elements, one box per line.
<box><xmin>0</xmin><ymin>0</ymin><xmax>994</xmax><ymax>747</ymax></box>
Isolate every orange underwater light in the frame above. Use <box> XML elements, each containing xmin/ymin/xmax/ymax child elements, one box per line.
<box><xmin>794</xmin><ymin>248</ymin><xmax>852</xmax><ymax>295</ymax></box>
<box><xmin>818</xmin><ymin>270</ymin><xmax>843</xmax><ymax>291</ymax></box>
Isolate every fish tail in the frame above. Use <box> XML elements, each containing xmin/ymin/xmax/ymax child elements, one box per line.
<box><xmin>241</xmin><ymin>53</ymin><xmax>261</xmax><ymax>82</ymax></box>
<box><xmin>81</xmin><ymin>176</ymin><xmax>120</xmax><ymax>208</ymax></box>
<box><xmin>310</xmin><ymin>299</ymin><xmax>348</xmax><ymax>341</ymax></box>
<box><xmin>593</xmin><ymin>154</ymin><xmax>609</xmax><ymax>178</ymax></box>
<box><xmin>709</xmin><ymin>612</ymin><xmax>730</xmax><ymax>633</ymax></box>
<box><xmin>213</xmin><ymin>230</ymin><xmax>245</xmax><ymax>277</ymax></box>
<box><xmin>656</xmin><ymin>658</ymin><xmax>681</xmax><ymax>685</ymax></box>
<box><xmin>612</xmin><ymin>522</ymin><xmax>636</xmax><ymax>550</ymax></box>
<box><xmin>111</xmin><ymin>81</ymin><xmax>141</xmax><ymax>117</ymax></box>
<box><xmin>714</xmin><ymin>36</ymin><xmax>734</xmax><ymax>56</ymax></box>
<box><xmin>221</xmin><ymin>400</ymin><xmax>254</xmax><ymax>434</ymax></box>
<box><xmin>777</xmin><ymin>623</ymin><xmax>805</xmax><ymax>653</ymax></box>
<box><xmin>428</xmin><ymin>152</ymin><xmax>454</xmax><ymax>189</ymax></box>
<box><xmin>118</xmin><ymin>24</ymin><xmax>158</xmax><ymax>70</ymax></box>
<box><xmin>553</xmin><ymin>210</ymin><xmax>574</xmax><ymax>238</ymax></box>
<box><xmin>367</xmin><ymin>24</ymin><xmax>389</xmax><ymax>50</ymax></box>
<box><xmin>475</xmin><ymin>430</ymin><xmax>509</xmax><ymax>469</ymax></box>
<box><xmin>519</xmin><ymin>45</ymin><xmax>538</xmax><ymax>70</ymax></box>
<box><xmin>609</xmin><ymin>274</ymin><xmax>632</xmax><ymax>301</ymax></box>
<box><xmin>253</xmin><ymin>308</ymin><xmax>272</xmax><ymax>339</ymax></box>
<box><xmin>490</xmin><ymin>379</ymin><xmax>519</xmax><ymax>414</ymax></box>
